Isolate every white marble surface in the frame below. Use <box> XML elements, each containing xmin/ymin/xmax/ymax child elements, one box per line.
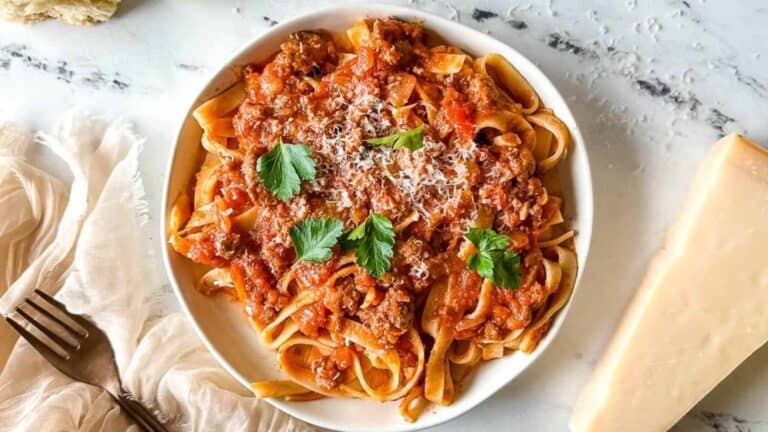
<box><xmin>2</xmin><ymin>1</ymin><xmax>768</xmax><ymax>431</ymax></box>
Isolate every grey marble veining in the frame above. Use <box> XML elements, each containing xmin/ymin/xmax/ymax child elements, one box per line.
<box><xmin>0</xmin><ymin>44</ymin><xmax>130</xmax><ymax>91</ymax></box>
<box><xmin>1</xmin><ymin>1</ymin><xmax>767</xmax><ymax>431</ymax></box>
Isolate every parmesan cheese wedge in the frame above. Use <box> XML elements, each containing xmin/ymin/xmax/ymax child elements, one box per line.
<box><xmin>570</xmin><ymin>134</ymin><xmax>768</xmax><ymax>432</ymax></box>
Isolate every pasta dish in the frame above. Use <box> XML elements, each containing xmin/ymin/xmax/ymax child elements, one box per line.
<box><xmin>168</xmin><ymin>18</ymin><xmax>577</xmax><ymax>422</ymax></box>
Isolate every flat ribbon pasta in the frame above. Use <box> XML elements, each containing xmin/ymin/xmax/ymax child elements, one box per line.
<box><xmin>475</xmin><ymin>53</ymin><xmax>540</xmax><ymax>114</ymax></box>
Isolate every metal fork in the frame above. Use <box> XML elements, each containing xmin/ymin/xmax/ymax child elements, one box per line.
<box><xmin>5</xmin><ymin>289</ymin><xmax>167</xmax><ymax>432</ymax></box>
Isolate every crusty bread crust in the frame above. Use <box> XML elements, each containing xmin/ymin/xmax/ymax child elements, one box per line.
<box><xmin>1</xmin><ymin>0</ymin><xmax>120</xmax><ymax>25</ymax></box>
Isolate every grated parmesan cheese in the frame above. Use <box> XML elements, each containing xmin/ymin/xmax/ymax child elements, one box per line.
<box><xmin>298</xmin><ymin>82</ymin><xmax>476</xmax><ymax>234</ymax></box>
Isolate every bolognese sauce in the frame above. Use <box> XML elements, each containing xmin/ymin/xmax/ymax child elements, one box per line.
<box><xmin>170</xmin><ymin>17</ymin><xmax>576</xmax><ymax>419</ymax></box>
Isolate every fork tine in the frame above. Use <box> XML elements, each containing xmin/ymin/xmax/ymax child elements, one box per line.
<box><xmin>33</xmin><ymin>289</ymin><xmax>90</xmax><ymax>334</ymax></box>
<box><xmin>5</xmin><ymin>316</ymin><xmax>69</xmax><ymax>360</ymax></box>
<box><xmin>25</xmin><ymin>298</ymin><xmax>87</xmax><ymax>338</ymax></box>
<box><xmin>15</xmin><ymin>307</ymin><xmax>78</xmax><ymax>351</ymax></box>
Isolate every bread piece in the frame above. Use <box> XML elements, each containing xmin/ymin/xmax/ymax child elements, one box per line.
<box><xmin>1</xmin><ymin>0</ymin><xmax>120</xmax><ymax>25</ymax></box>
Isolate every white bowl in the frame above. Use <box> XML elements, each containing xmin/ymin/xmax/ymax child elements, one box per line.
<box><xmin>161</xmin><ymin>5</ymin><xmax>593</xmax><ymax>431</ymax></box>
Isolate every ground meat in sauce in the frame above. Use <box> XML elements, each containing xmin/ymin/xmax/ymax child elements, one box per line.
<box><xmin>232</xmin><ymin>249</ymin><xmax>287</xmax><ymax>326</ymax></box>
<box><xmin>279</xmin><ymin>31</ymin><xmax>338</xmax><ymax>76</ymax></box>
<box><xmin>370</xmin><ymin>19</ymin><xmax>422</xmax><ymax>68</ymax></box>
<box><xmin>392</xmin><ymin>237</ymin><xmax>437</xmax><ymax>293</ymax></box>
<box><xmin>323</xmin><ymin>278</ymin><xmax>364</xmax><ymax>315</ymax></box>
<box><xmin>175</xmin><ymin>19</ymin><xmax>568</xmax><ymax>378</ymax></box>
<box><xmin>356</xmin><ymin>288</ymin><xmax>414</xmax><ymax>346</ymax></box>
<box><xmin>311</xmin><ymin>356</ymin><xmax>343</xmax><ymax>390</ymax></box>
<box><xmin>213</xmin><ymin>230</ymin><xmax>240</xmax><ymax>260</ymax></box>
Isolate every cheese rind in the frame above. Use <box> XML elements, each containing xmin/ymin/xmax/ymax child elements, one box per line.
<box><xmin>570</xmin><ymin>134</ymin><xmax>768</xmax><ymax>432</ymax></box>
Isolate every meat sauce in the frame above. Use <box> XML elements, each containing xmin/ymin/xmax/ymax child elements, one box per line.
<box><xmin>180</xmin><ymin>19</ymin><xmax>557</xmax><ymax>390</ymax></box>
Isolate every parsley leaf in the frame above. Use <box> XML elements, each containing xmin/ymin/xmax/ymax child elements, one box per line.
<box><xmin>340</xmin><ymin>222</ymin><xmax>365</xmax><ymax>252</ymax></box>
<box><xmin>465</xmin><ymin>228</ymin><xmax>522</xmax><ymax>289</ymax></box>
<box><xmin>256</xmin><ymin>141</ymin><xmax>316</xmax><ymax>201</ymax></box>
<box><xmin>467</xmin><ymin>251</ymin><xmax>495</xmax><ymax>279</ymax></box>
<box><xmin>343</xmin><ymin>213</ymin><xmax>395</xmax><ymax>278</ymax></box>
<box><xmin>466</xmin><ymin>228</ymin><xmax>509</xmax><ymax>252</ymax></box>
<box><xmin>290</xmin><ymin>217</ymin><xmax>344</xmax><ymax>263</ymax></box>
<box><xmin>365</xmin><ymin>125</ymin><xmax>424</xmax><ymax>150</ymax></box>
<box><xmin>492</xmin><ymin>251</ymin><xmax>521</xmax><ymax>289</ymax></box>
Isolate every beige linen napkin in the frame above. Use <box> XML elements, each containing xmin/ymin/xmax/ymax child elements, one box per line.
<box><xmin>0</xmin><ymin>112</ymin><xmax>315</xmax><ymax>432</ymax></box>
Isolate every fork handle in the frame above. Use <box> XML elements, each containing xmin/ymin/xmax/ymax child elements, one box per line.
<box><xmin>115</xmin><ymin>393</ymin><xmax>168</xmax><ymax>432</ymax></box>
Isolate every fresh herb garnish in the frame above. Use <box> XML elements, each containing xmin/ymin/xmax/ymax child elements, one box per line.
<box><xmin>465</xmin><ymin>228</ymin><xmax>521</xmax><ymax>289</ymax></box>
<box><xmin>256</xmin><ymin>140</ymin><xmax>316</xmax><ymax>201</ymax></box>
<box><xmin>365</xmin><ymin>125</ymin><xmax>424</xmax><ymax>150</ymax></box>
<box><xmin>290</xmin><ymin>217</ymin><xmax>344</xmax><ymax>263</ymax></box>
<box><xmin>342</xmin><ymin>213</ymin><xmax>395</xmax><ymax>278</ymax></box>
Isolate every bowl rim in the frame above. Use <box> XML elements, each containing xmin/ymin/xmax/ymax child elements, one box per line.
<box><xmin>161</xmin><ymin>4</ymin><xmax>594</xmax><ymax>431</ymax></box>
